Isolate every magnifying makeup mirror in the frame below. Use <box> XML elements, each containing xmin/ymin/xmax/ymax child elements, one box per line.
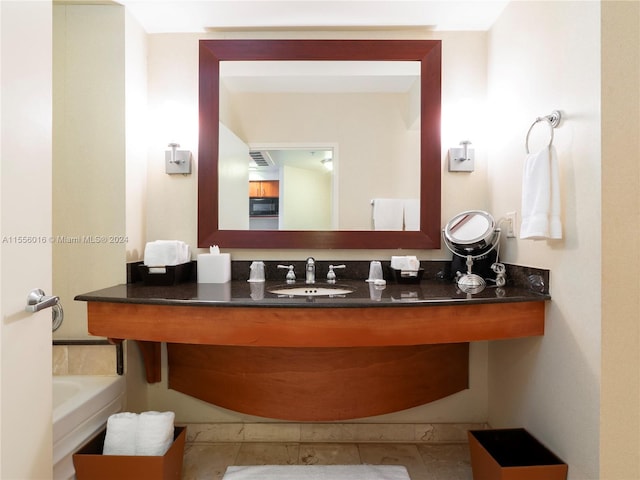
<box><xmin>443</xmin><ymin>210</ymin><xmax>505</xmax><ymax>293</ymax></box>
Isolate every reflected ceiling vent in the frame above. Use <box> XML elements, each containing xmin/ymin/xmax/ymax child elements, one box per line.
<box><xmin>249</xmin><ymin>151</ymin><xmax>275</xmax><ymax>167</ymax></box>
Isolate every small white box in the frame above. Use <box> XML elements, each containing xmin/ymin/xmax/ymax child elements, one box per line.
<box><xmin>197</xmin><ymin>253</ymin><xmax>231</xmax><ymax>283</ymax></box>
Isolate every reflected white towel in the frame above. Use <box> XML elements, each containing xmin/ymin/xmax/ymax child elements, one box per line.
<box><xmin>143</xmin><ymin>240</ymin><xmax>191</xmax><ymax>267</ymax></box>
<box><xmin>403</xmin><ymin>198</ymin><xmax>420</xmax><ymax>231</ymax></box>
<box><xmin>372</xmin><ymin>199</ymin><xmax>404</xmax><ymax>230</ymax></box>
<box><xmin>103</xmin><ymin>412</ymin><xmax>138</xmax><ymax>456</ymax></box>
<box><xmin>520</xmin><ymin>146</ymin><xmax>562</xmax><ymax>240</ymax></box>
<box><xmin>135</xmin><ymin>411</ymin><xmax>175</xmax><ymax>456</ymax></box>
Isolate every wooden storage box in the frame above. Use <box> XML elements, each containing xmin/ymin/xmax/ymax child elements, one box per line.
<box><xmin>138</xmin><ymin>263</ymin><xmax>192</xmax><ymax>285</ymax></box>
<box><xmin>468</xmin><ymin>428</ymin><xmax>567</xmax><ymax>480</ymax></box>
<box><xmin>73</xmin><ymin>426</ymin><xmax>186</xmax><ymax>480</ymax></box>
<box><xmin>390</xmin><ymin>268</ymin><xmax>424</xmax><ymax>284</ymax></box>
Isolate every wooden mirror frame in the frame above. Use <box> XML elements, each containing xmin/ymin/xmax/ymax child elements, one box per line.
<box><xmin>198</xmin><ymin>39</ymin><xmax>441</xmax><ymax>249</ymax></box>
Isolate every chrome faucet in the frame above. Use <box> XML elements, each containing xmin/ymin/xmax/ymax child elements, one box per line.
<box><xmin>305</xmin><ymin>257</ymin><xmax>315</xmax><ymax>284</ymax></box>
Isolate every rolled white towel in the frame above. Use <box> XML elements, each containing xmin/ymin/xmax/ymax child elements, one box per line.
<box><xmin>103</xmin><ymin>412</ymin><xmax>138</xmax><ymax>456</ymax></box>
<box><xmin>135</xmin><ymin>411</ymin><xmax>175</xmax><ymax>456</ymax></box>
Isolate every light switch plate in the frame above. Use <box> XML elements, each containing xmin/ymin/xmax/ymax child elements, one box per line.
<box><xmin>165</xmin><ymin>150</ymin><xmax>192</xmax><ymax>174</ymax></box>
<box><xmin>448</xmin><ymin>147</ymin><xmax>475</xmax><ymax>172</ymax></box>
<box><xmin>505</xmin><ymin>211</ymin><xmax>517</xmax><ymax>238</ymax></box>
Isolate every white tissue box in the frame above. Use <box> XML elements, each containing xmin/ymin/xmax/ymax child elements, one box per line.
<box><xmin>197</xmin><ymin>253</ymin><xmax>231</xmax><ymax>283</ymax></box>
<box><xmin>73</xmin><ymin>426</ymin><xmax>186</xmax><ymax>480</ymax></box>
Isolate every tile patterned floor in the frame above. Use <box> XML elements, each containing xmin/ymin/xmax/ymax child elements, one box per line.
<box><xmin>182</xmin><ymin>441</ymin><xmax>473</xmax><ymax>480</ymax></box>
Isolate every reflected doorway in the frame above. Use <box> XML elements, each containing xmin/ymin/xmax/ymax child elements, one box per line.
<box><xmin>248</xmin><ymin>145</ymin><xmax>337</xmax><ymax>231</ymax></box>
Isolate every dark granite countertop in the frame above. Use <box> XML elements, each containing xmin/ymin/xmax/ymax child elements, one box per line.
<box><xmin>75</xmin><ymin>260</ymin><xmax>550</xmax><ymax>307</ymax></box>
<box><xmin>75</xmin><ymin>278</ymin><xmax>549</xmax><ymax>308</ymax></box>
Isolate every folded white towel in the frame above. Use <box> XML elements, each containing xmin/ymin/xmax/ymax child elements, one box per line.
<box><xmin>135</xmin><ymin>411</ymin><xmax>175</xmax><ymax>456</ymax></box>
<box><xmin>372</xmin><ymin>199</ymin><xmax>404</xmax><ymax>230</ymax></box>
<box><xmin>223</xmin><ymin>465</ymin><xmax>411</xmax><ymax>480</ymax></box>
<box><xmin>403</xmin><ymin>198</ymin><xmax>420</xmax><ymax>231</ymax></box>
<box><xmin>103</xmin><ymin>412</ymin><xmax>138</xmax><ymax>456</ymax></box>
<box><xmin>390</xmin><ymin>255</ymin><xmax>420</xmax><ymax>271</ymax></box>
<box><xmin>520</xmin><ymin>146</ymin><xmax>562</xmax><ymax>240</ymax></box>
<box><xmin>143</xmin><ymin>240</ymin><xmax>191</xmax><ymax>267</ymax></box>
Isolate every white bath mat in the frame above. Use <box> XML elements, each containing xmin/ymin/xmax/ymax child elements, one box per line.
<box><xmin>222</xmin><ymin>465</ymin><xmax>410</xmax><ymax>480</ymax></box>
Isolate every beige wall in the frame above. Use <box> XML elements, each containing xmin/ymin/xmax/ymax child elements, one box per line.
<box><xmin>125</xmin><ymin>10</ymin><xmax>149</xmax><ymax>262</ymax></box>
<box><xmin>53</xmin><ymin>5</ymin><xmax>127</xmax><ymax>338</ymax></box>
<box><xmin>281</xmin><ymin>165</ymin><xmax>332</xmax><ymax>230</ymax></box>
<box><xmin>53</xmin><ymin>4</ymin><xmax>147</xmax><ymax>341</ymax></box>
<box><xmin>600</xmin><ymin>2</ymin><xmax>640</xmax><ymax>479</ymax></box>
<box><xmin>486</xmin><ymin>2</ymin><xmax>601</xmax><ymax>479</ymax></box>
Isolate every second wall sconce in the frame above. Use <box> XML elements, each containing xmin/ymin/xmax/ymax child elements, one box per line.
<box><xmin>448</xmin><ymin>140</ymin><xmax>475</xmax><ymax>172</ymax></box>
<box><xmin>165</xmin><ymin>143</ymin><xmax>192</xmax><ymax>175</ymax></box>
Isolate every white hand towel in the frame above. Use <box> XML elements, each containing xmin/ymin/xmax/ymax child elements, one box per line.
<box><xmin>103</xmin><ymin>412</ymin><xmax>138</xmax><ymax>456</ymax></box>
<box><xmin>135</xmin><ymin>411</ymin><xmax>175</xmax><ymax>456</ymax></box>
<box><xmin>372</xmin><ymin>199</ymin><xmax>404</xmax><ymax>230</ymax></box>
<box><xmin>520</xmin><ymin>146</ymin><xmax>562</xmax><ymax>240</ymax></box>
<box><xmin>403</xmin><ymin>198</ymin><xmax>420</xmax><ymax>231</ymax></box>
<box><xmin>143</xmin><ymin>240</ymin><xmax>191</xmax><ymax>267</ymax></box>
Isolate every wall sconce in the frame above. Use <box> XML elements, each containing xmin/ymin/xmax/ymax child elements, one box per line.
<box><xmin>448</xmin><ymin>140</ymin><xmax>475</xmax><ymax>172</ymax></box>
<box><xmin>165</xmin><ymin>143</ymin><xmax>192</xmax><ymax>175</ymax></box>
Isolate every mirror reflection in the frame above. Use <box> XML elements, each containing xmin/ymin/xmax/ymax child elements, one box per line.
<box><xmin>218</xmin><ymin>60</ymin><xmax>421</xmax><ymax>231</ymax></box>
<box><xmin>198</xmin><ymin>39</ymin><xmax>442</xmax><ymax>250</ymax></box>
<box><xmin>249</xmin><ymin>147</ymin><xmax>334</xmax><ymax>231</ymax></box>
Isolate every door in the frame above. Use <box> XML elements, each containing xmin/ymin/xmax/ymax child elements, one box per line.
<box><xmin>1</xmin><ymin>2</ymin><xmax>53</xmax><ymax>478</ymax></box>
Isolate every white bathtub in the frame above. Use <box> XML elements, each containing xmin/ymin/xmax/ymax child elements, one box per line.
<box><xmin>53</xmin><ymin>375</ymin><xmax>125</xmax><ymax>480</ymax></box>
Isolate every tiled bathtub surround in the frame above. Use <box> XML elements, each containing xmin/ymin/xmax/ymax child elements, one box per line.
<box><xmin>53</xmin><ymin>340</ymin><xmax>121</xmax><ymax>375</ymax></box>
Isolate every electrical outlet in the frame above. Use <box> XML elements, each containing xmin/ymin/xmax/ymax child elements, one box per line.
<box><xmin>505</xmin><ymin>211</ymin><xmax>517</xmax><ymax>238</ymax></box>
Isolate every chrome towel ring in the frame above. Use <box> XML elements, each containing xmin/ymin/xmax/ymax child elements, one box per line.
<box><xmin>525</xmin><ymin>110</ymin><xmax>562</xmax><ymax>154</ymax></box>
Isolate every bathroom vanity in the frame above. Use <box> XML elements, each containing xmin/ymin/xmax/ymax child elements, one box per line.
<box><xmin>76</xmin><ymin>273</ymin><xmax>549</xmax><ymax>421</ymax></box>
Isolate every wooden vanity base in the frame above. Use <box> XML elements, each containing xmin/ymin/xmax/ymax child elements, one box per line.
<box><xmin>84</xmin><ymin>299</ymin><xmax>545</xmax><ymax>419</ymax></box>
<box><xmin>167</xmin><ymin>343</ymin><xmax>469</xmax><ymax>421</ymax></box>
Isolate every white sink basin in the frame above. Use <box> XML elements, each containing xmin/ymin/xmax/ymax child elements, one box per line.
<box><xmin>268</xmin><ymin>284</ymin><xmax>354</xmax><ymax>297</ymax></box>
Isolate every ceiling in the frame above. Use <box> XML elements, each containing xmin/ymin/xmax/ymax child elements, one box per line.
<box><xmin>113</xmin><ymin>1</ymin><xmax>510</xmax><ymax>33</ymax></box>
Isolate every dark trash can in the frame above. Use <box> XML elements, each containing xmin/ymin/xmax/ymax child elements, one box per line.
<box><xmin>468</xmin><ymin>428</ymin><xmax>568</xmax><ymax>480</ymax></box>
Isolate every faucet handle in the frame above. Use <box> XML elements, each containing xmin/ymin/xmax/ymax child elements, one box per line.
<box><xmin>326</xmin><ymin>264</ymin><xmax>346</xmax><ymax>282</ymax></box>
<box><xmin>277</xmin><ymin>264</ymin><xmax>296</xmax><ymax>282</ymax></box>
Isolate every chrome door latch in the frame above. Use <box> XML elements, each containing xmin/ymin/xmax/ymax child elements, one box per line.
<box><xmin>25</xmin><ymin>289</ymin><xmax>59</xmax><ymax>313</ymax></box>
<box><xmin>25</xmin><ymin>289</ymin><xmax>64</xmax><ymax>331</ymax></box>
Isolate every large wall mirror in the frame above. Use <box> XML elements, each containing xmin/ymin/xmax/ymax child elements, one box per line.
<box><xmin>198</xmin><ymin>40</ymin><xmax>441</xmax><ymax>249</ymax></box>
